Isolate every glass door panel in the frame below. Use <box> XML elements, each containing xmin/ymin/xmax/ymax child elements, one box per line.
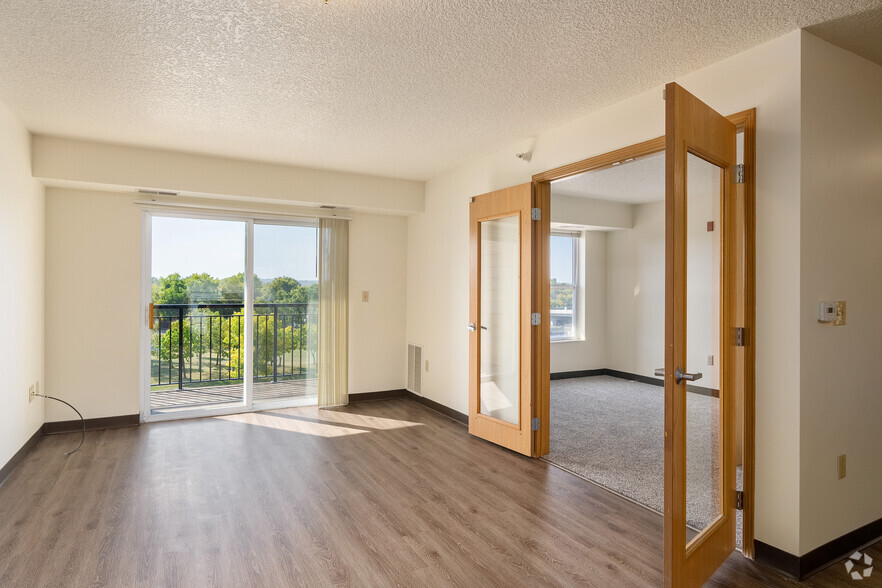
<box><xmin>479</xmin><ymin>215</ymin><xmax>520</xmax><ymax>425</ymax></box>
<box><xmin>149</xmin><ymin>217</ymin><xmax>247</xmax><ymax>415</ymax></box>
<box><xmin>685</xmin><ymin>153</ymin><xmax>723</xmax><ymax>539</ymax></box>
<box><xmin>252</xmin><ymin>222</ymin><xmax>319</xmax><ymax>407</ymax></box>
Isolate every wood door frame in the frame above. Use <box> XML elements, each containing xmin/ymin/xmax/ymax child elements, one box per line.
<box><xmin>530</xmin><ymin>108</ymin><xmax>757</xmax><ymax>556</ymax></box>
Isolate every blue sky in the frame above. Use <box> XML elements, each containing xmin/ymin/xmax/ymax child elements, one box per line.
<box><xmin>152</xmin><ymin>217</ymin><xmax>318</xmax><ymax>281</ymax></box>
<box><xmin>550</xmin><ymin>234</ymin><xmax>575</xmax><ymax>284</ymax></box>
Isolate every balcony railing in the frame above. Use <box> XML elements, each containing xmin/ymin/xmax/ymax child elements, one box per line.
<box><xmin>151</xmin><ymin>303</ymin><xmax>318</xmax><ymax>391</ymax></box>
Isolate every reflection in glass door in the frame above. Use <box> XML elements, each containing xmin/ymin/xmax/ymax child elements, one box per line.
<box><xmin>149</xmin><ymin>216</ymin><xmax>248</xmax><ymax>414</ymax></box>
<box><xmin>252</xmin><ymin>222</ymin><xmax>319</xmax><ymax>407</ymax></box>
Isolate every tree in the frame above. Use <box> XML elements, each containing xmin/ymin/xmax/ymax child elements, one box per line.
<box><xmin>184</xmin><ymin>273</ymin><xmax>219</xmax><ymax>303</ymax></box>
<box><xmin>153</xmin><ymin>273</ymin><xmax>188</xmax><ymax>305</ymax></box>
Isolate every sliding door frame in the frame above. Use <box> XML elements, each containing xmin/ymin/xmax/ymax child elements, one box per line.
<box><xmin>139</xmin><ymin>209</ymin><xmax>320</xmax><ymax>423</ymax></box>
<box><xmin>530</xmin><ymin>108</ymin><xmax>757</xmax><ymax>557</ymax></box>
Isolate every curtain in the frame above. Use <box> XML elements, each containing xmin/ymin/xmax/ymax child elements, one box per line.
<box><xmin>318</xmin><ymin>218</ymin><xmax>349</xmax><ymax>407</ymax></box>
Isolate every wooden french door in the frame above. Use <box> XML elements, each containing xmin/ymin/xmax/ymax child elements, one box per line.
<box><xmin>664</xmin><ymin>82</ymin><xmax>739</xmax><ymax>586</ymax></box>
<box><xmin>468</xmin><ymin>183</ymin><xmax>549</xmax><ymax>457</ymax></box>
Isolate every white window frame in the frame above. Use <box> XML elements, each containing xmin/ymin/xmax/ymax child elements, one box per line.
<box><xmin>550</xmin><ymin>231</ymin><xmax>581</xmax><ymax>342</ymax></box>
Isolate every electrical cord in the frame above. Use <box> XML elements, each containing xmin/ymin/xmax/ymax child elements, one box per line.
<box><xmin>35</xmin><ymin>394</ymin><xmax>85</xmax><ymax>455</ymax></box>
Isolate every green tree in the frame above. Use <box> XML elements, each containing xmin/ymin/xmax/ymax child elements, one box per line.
<box><xmin>153</xmin><ymin>273</ymin><xmax>188</xmax><ymax>304</ymax></box>
<box><xmin>184</xmin><ymin>273</ymin><xmax>220</xmax><ymax>303</ymax></box>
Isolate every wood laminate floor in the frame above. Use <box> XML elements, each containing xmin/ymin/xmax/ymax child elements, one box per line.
<box><xmin>0</xmin><ymin>398</ymin><xmax>877</xmax><ymax>586</ymax></box>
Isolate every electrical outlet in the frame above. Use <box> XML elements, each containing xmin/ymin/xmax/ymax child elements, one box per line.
<box><xmin>28</xmin><ymin>384</ymin><xmax>35</xmax><ymax>403</ymax></box>
<box><xmin>838</xmin><ymin>454</ymin><xmax>847</xmax><ymax>479</ymax></box>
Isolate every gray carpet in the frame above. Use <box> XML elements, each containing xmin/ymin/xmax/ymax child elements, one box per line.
<box><xmin>547</xmin><ymin>375</ymin><xmax>742</xmax><ymax>547</ymax></box>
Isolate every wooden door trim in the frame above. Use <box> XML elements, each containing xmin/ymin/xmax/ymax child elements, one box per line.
<box><xmin>530</xmin><ymin>106</ymin><xmax>757</xmax><ymax>557</ymax></box>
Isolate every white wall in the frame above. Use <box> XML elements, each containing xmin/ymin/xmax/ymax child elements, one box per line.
<box><xmin>33</xmin><ymin>135</ymin><xmax>425</xmax><ymax>215</ymax></box>
<box><xmin>550</xmin><ymin>231</ymin><xmax>607</xmax><ymax>373</ymax></box>
<box><xmin>798</xmin><ymin>32</ymin><xmax>882</xmax><ymax>555</ymax></box>
<box><xmin>407</xmin><ymin>31</ymin><xmax>804</xmax><ymax>553</ymax></box>
<box><xmin>606</xmin><ymin>202</ymin><xmax>665</xmax><ymax>379</ymax></box>
<box><xmin>44</xmin><ymin>188</ymin><xmax>409</xmax><ymax>421</ymax></box>
<box><xmin>348</xmin><ymin>213</ymin><xmax>408</xmax><ymax>394</ymax></box>
<box><xmin>0</xmin><ymin>100</ymin><xmax>45</xmax><ymax>468</ymax></box>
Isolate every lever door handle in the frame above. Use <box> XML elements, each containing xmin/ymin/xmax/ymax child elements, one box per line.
<box><xmin>654</xmin><ymin>367</ymin><xmax>703</xmax><ymax>384</ymax></box>
<box><xmin>674</xmin><ymin>367</ymin><xmax>702</xmax><ymax>384</ymax></box>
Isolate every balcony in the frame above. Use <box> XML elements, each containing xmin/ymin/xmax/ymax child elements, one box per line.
<box><xmin>151</xmin><ymin>302</ymin><xmax>317</xmax><ymax>413</ymax></box>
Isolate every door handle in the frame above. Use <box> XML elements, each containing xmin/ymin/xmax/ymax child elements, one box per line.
<box><xmin>468</xmin><ymin>323</ymin><xmax>477</xmax><ymax>332</ymax></box>
<box><xmin>654</xmin><ymin>367</ymin><xmax>703</xmax><ymax>385</ymax></box>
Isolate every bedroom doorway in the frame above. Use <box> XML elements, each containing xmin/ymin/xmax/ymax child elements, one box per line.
<box><xmin>533</xmin><ymin>101</ymin><xmax>756</xmax><ymax>582</ymax></box>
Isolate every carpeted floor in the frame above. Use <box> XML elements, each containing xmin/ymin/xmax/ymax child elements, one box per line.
<box><xmin>546</xmin><ymin>375</ymin><xmax>742</xmax><ymax>547</ymax></box>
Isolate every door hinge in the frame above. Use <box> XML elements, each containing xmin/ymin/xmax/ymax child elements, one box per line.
<box><xmin>734</xmin><ymin>327</ymin><xmax>748</xmax><ymax>347</ymax></box>
<box><xmin>736</xmin><ymin>490</ymin><xmax>744</xmax><ymax>510</ymax></box>
<box><xmin>531</xmin><ymin>417</ymin><xmax>540</xmax><ymax>431</ymax></box>
<box><xmin>531</xmin><ymin>312</ymin><xmax>541</xmax><ymax>326</ymax></box>
<box><xmin>734</xmin><ymin>164</ymin><xmax>745</xmax><ymax>184</ymax></box>
<box><xmin>531</xmin><ymin>207</ymin><xmax>541</xmax><ymax>221</ymax></box>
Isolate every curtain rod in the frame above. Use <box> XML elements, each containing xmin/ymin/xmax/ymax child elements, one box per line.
<box><xmin>134</xmin><ymin>199</ymin><xmax>353</xmax><ymax>221</ymax></box>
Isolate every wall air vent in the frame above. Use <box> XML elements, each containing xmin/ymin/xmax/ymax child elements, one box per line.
<box><xmin>407</xmin><ymin>343</ymin><xmax>422</xmax><ymax>395</ymax></box>
<box><xmin>138</xmin><ymin>188</ymin><xmax>179</xmax><ymax>196</ymax></box>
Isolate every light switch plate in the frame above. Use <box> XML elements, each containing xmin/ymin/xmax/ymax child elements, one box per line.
<box><xmin>834</xmin><ymin>301</ymin><xmax>846</xmax><ymax>326</ymax></box>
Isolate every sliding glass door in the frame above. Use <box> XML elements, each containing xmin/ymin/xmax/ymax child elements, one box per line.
<box><xmin>252</xmin><ymin>222</ymin><xmax>319</xmax><ymax>407</ymax></box>
<box><xmin>143</xmin><ymin>213</ymin><xmax>319</xmax><ymax>420</ymax></box>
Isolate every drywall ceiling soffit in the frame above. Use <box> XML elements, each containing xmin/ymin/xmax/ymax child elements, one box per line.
<box><xmin>0</xmin><ymin>1</ymin><xmax>878</xmax><ymax>181</ymax></box>
<box><xmin>806</xmin><ymin>5</ymin><xmax>882</xmax><ymax>67</ymax></box>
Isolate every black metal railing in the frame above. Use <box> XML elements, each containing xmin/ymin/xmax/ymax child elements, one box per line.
<box><xmin>151</xmin><ymin>303</ymin><xmax>318</xmax><ymax>390</ymax></box>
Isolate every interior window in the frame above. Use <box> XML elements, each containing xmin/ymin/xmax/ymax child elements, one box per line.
<box><xmin>550</xmin><ymin>232</ymin><xmax>579</xmax><ymax>341</ymax></box>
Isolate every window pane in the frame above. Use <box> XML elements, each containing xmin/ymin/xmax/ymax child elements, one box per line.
<box><xmin>550</xmin><ymin>234</ymin><xmax>576</xmax><ymax>340</ymax></box>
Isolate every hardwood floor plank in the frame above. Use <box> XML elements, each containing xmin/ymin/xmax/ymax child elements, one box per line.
<box><xmin>0</xmin><ymin>398</ymin><xmax>876</xmax><ymax>587</ymax></box>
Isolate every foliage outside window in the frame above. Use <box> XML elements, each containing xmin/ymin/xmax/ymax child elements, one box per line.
<box><xmin>550</xmin><ymin>232</ymin><xmax>579</xmax><ymax>341</ymax></box>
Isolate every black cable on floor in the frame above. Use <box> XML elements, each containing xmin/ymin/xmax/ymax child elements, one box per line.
<box><xmin>35</xmin><ymin>394</ymin><xmax>85</xmax><ymax>455</ymax></box>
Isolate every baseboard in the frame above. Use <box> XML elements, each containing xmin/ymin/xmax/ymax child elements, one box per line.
<box><xmin>553</xmin><ymin>368</ymin><xmax>719</xmax><ymax>398</ymax></box>
<box><xmin>755</xmin><ymin>517</ymin><xmax>882</xmax><ymax>580</ymax></box>
<box><xmin>404</xmin><ymin>392</ymin><xmax>468</xmax><ymax>426</ymax></box>
<box><xmin>348</xmin><ymin>389</ymin><xmax>407</xmax><ymax>402</ymax></box>
<box><xmin>550</xmin><ymin>369</ymin><xmax>606</xmax><ymax>380</ymax></box>
<box><xmin>43</xmin><ymin>414</ymin><xmax>140</xmax><ymax>435</ymax></box>
<box><xmin>0</xmin><ymin>426</ymin><xmax>43</xmax><ymax>489</ymax></box>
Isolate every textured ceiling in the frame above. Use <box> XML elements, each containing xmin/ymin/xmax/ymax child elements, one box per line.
<box><xmin>552</xmin><ymin>153</ymin><xmax>665</xmax><ymax>204</ymax></box>
<box><xmin>0</xmin><ymin>1</ymin><xmax>879</xmax><ymax>181</ymax></box>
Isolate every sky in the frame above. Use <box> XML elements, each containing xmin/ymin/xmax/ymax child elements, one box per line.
<box><xmin>550</xmin><ymin>234</ymin><xmax>575</xmax><ymax>284</ymax></box>
<box><xmin>151</xmin><ymin>217</ymin><xmax>318</xmax><ymax>281</ymax></box>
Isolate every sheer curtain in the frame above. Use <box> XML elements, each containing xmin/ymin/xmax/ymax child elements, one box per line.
<box><xmin>318</xmin><ymin>218</ymin><xmax>349</xmax><ymax>407</ymax></box>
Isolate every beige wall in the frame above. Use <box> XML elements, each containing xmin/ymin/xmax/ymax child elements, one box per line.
<box><xmin>44</xmin><ymin>188</ymin><xmax>408</xmax><ymax>421</ymax></box>
<box><xmin>407</xmin><ymin>31</ymin><xmax>804</xmax><ymax>553</ymax></box>
<box><xmin>799</xmin><ymin>32</ymin><xmax>882</xmax><ymax>555</ymax></box>
<box><xmin>33</xmin><ymin>136</ymin><xmax>424</xmax><ymax>215</ymax></box>
<box><xmin>0</xmin><ymin>100</ymin><xmax>45</xmax><ymax>467</ymax></box>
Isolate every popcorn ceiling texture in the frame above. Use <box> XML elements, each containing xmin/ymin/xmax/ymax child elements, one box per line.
<box><xmin>0</xmin><ymin>1</ymin><xmax>877</xmax><ymax>181</ymax></box>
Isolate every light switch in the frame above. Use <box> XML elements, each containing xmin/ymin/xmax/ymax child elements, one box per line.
<box><xmin>818</xmin><ymin>301</ymin><xmax>836</xmax><ymax>322</ymax></box>
<box><xmin>834</xmin><ymin>301</ymin><xmax>846</xmax><ymax>326</ymax></box>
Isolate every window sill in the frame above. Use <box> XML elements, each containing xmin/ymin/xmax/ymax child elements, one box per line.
<box><xmin>551</xmin><ymin>337</ymin><xmax>585</xmax><ymax>344</ymax></box>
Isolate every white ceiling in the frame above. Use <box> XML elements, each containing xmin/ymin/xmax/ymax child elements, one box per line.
<box><xmin>0</xmin><ymin>1</ymin><xmax>879</xmax><ymax>181</ymax></box>
<box><xmin>552</xmin><ymin>153</ymin><xmax>665</xmax><ymax>204</ymax></box>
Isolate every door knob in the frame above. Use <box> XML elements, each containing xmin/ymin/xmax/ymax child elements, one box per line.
<box><xmin>468</xmin><ymin>323</ymin><xmax>477</xmax><ymax>332</ymax></box>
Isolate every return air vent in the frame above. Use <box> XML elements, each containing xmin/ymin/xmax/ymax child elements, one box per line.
<box><xmin>138</xmin><ymin>188</ymin><xmax>179</xmax><ymax>196</ymax></box>
<box><xmin>407</xmin><ymin>344</ymin><xmax>422</xmax><ymax>395</ymax></box>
